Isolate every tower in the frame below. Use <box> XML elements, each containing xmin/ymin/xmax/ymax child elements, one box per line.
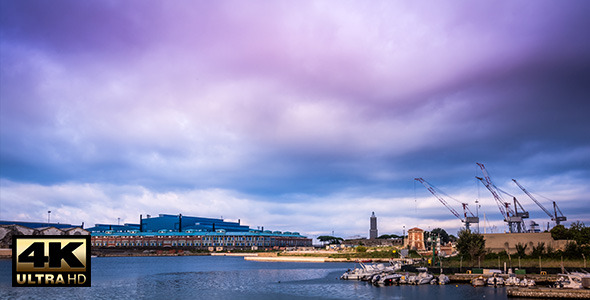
<box><xmin>369</xmin><ymin>212</ymin><xmax>378</xmax><ymax>239</ymax></box>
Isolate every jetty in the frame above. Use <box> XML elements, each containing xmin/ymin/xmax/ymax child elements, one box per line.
<box><xmin>507</xmin><ymin>287</ymin><xmax>590</xmax><ymax>299</ymax></box>
<box><xmin>448</xmin><ymin>273</ymin><xmax>558</xmax><ymax>285</ymax></box>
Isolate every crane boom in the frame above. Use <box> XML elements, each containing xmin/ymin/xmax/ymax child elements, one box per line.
<box><xmin>476</xmin><ymin>162</ymin><xmax>524</xmax><ymax>233</ymax></box>
<box><xmin>512</xmin><ymin>179</ymin><xmax>567</xmax><ymax>225</ymax></box>
<box><xmin>415</xmin><ymin>178</ymin><xmax>462</xmax><ymax>220</ymax></box>
<box><xmin>476</xmin><ymin>163</ymin><xmax>516</xmax><ymax>216</ymax></box>
<box><xmin>512</xmin><ymin>179</ymin><xmax>553</xmax><ymax>218</ymax></box>
<box><xmin>475</xmin><ymin>176</ymin><xmax>508</xmax><ymax>219</ymax></box>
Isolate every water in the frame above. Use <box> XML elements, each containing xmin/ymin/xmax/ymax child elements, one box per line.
<box><xmin>0</xmin><ymin>256</ymin><xmax>508</xmax><ymax>299</ymax></box>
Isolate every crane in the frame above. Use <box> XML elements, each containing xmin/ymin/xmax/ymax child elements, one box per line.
<box><xmin>476</xmin><ymin>163</ymin><xmax>525</xmax><ymax>233</ymax></box>
<box><xmin>496</xmin><ymin>186</ymin><xmax>529</xmax><ymax>232</ymax></box>
<box><xmin>495</xmin><ymin>186</ymin><xmax>530</xmax><ymax>219</ymax></box>
<box><xmin>414</xmin><ymin>178</ymin><xmax>479</xmax><ymax>231</ymax></box>
<box><xmin>512</xmin><ymin>179</ymin><xmax>567</xmax><ymax>226</ymax></box>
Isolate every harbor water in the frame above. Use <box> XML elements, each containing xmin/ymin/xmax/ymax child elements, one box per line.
<box><xmin>0</xmin><ymin>256</ymin><xmax>508</xmax><ymax>299</ymax></box>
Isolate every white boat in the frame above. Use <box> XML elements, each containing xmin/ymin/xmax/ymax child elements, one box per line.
<box><xmin>487</xmin><ymin>273</ymin><xmax>504</xmax><ymax>286</ymax></box>
<box><xmin>341</xmin><ymin>261</ymin><xmax>401</xmax><ymax>281</ymax></box>
<box><xmin>377</xmin><ymin>273</ymin><xmax>402</xmax><ymax>285</ymax></box>
<box><xmin>519</xmin><ymin>277</ymin><xmax>535</xmax><ymax>287</ymax></box>
<box><xmin>410</xmin><ymin>267</ymin><xmax>433</xmax><ymax>285</ymax></box>
<box><xmin>399</xmin><ymin>273</ymin><xmax>410</xmax><ymax>284</ymax></box>
<box><xmin>505</xmin><ymin>275</ymin><xmax>520</xmax><ymax>286</ymax></box>
<box><xmin>437</xmin><ymin>273</ymin><xmax>450</xmax><ymax>285</ymax></box>
<box><xmin>471</xmin><ymin>275</ymin><xmax>486</xmax><ymax>287</ymax></box>
<box><xmin>554</xmin><ymin>272</ymin><xmax>589</xmax><ymax>289</ymax></box>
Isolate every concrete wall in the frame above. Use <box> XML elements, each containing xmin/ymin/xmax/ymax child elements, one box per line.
<box><xmin>482</xmin><ymin>232</ymin><xmax>571</xmax><ymax>254</ymax></box>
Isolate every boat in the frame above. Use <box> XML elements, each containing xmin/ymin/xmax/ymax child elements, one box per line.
<box><xmin>519</xmin><ymin>277</ymin><xmax>535</xmax><ymax>287</ymax></box>
<box><xmin>376</xmin><ymin>273</ymin><xmax>402</xmax><ymax>285</ymax></box>
<box><xmin>471</xmin><ymin>275</ymin><xmax>486</xmax><ymax>287</ymax></box>
<box><xmin>437</xmin><ymin>273</ymin><xmax>450</xmax><ymax>285</ymax></box>
<box><xmin>505</xmin><ymin>275</ymin><xmax>520</xmax><ymax>286</ymax></box>
<box><xmin>340</xmin><ymin>261</ymin><xmax>401</xmax><ymax>281</ymax></box>
<box><xmin>410</xmin><ymin>267</ymin><xmax>433</xmax><ymax>285</ymax></box>
<box><xmin>399</xmin><ymin>273</ymin><xmax>410</xmax><ymax>284</ymax></box>
<box><xmin>487</xmin><ymin>273</ymin><xmax>504</xmax><ymax>287</ymax></box>
<box><xmin>554</xmin><ymin>272</ymin><xmax>590</xmax><ymax>289</ymax></box>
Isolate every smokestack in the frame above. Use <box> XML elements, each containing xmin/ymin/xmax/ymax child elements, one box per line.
<box><xmin>238</xmin><ymin>219</ymin><xmax>240</xmax><ymax>225</ymax></box>
<box><xmin>212</xmin><ymin>223</ymin><xmax>215</xmax><ymax>232</ymax></box>
<box><xmin>140</xmin><ymin>214</ymin><xmax>143</xmax><ymax>232</ymax></box>
<box><xmin>179</xmin><ymin>214</ymin><xmax>182</xmax><ymax>232</ymax></box>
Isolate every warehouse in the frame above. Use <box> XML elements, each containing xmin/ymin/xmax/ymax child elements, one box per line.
<box><xmin>88</xmin><ymin>214</ymin><xmax>312</xmax><ymax>250</ymax></box>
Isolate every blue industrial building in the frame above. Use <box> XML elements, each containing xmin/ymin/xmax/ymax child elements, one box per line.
<box><xmin>0</xmin><ymin>220</ymin><xmax>84</xmax><ymax>229</ymax></box>
<box><xmin>88</xmin><ymin>214</ymin><xmax>312</xmax><ymax>249</ymax></box>
<box><xmin>86</xmin><ymin>214</ymin><xmax>250</xmax><ymax>233</ymax></box>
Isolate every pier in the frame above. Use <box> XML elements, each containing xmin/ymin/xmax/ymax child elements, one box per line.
<box><xmin>507</xmin><ymin>287</ymin><xmax>590</xmax><ymax>299</ymax></box>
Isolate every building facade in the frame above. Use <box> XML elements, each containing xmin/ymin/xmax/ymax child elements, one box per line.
<box><xmin>406</xmin><ymin>227</ymin><xmax>425</xmax><ymax>250</ymax></box>
<box><xmin>91</xmin><ymin>230</ymin><xmax>312</xmax><ymax>250</ymax></box>
<box><xmin>88</xmin><ymin>214</ymin><xmax>312</xmax><ymax>250</ymax></box>
<box><xmin>86</xmin><ymin>214</ymin><xmax>250</xmax><ymax>233</ymax></box>
<box><xmin>0</xmin><ymin>224</ymin><xmax>89</xmax><ymax>248</ymax></box>
<box><xmin>482</xmin><ymin>232</ymin><xmax>570</xmax><ymax>254</ymax></box>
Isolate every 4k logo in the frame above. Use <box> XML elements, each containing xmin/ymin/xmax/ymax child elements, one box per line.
<box><xmin>12</xmin><ymin>236</ymin><xmax>91</xmax><ymax>287</ymax></box>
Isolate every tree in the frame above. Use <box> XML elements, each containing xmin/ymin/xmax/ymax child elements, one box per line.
<box><xmin>378</xmin><ymin>234</ymin><xmax>401</xmax><ymax>239</ymax></box>
<box><xmin>456</xmin><ymin>229</ymin><xmax>486</xmax><ymax>266</ymax></box>
<box><xmin>564</xmin><ymin>241</ymin><xmax>579</xmax><ymax>259</ymax></box>
<box><xmin>515</xmin><ymin>243</ymin><xmax>528</xmax><ymax>257</ymax></box>
<box><xmin>531</xmin><ymin>242</ymin><xmax>545</xmax><ymax>257</ymax></box>
<box><xmin>550</xmin><ymin>222</ymin><xmax>590</xmax><ymax>245</ymax></box>
<box><xmin>570</xmin><ymin>221</ymin><xmax>590</xmax><ymax>245</ymax></box>
<box><xmin>550</xmin><ymin>225</ymin><xmax>571</xmax><ymax>240</ymax></box>
<box><xmin>448</xmin><ymin>235</ymin><xmax>458</xmax><ymax>243</ymax></box>
<box><xmin>431</xmin><ymin>228</ymin><xmax>450</xmax><ymax>244</ymax></box>
<box><xmin>317</xmin><ymin>236</ymin><xmax>343</xmax><ymax>244</ymax></box>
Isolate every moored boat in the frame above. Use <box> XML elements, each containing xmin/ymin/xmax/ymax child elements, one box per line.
<box><xmin>471</xmin><ymin>275</ymin><xmax>486</xmax><ymax>287</ymax></box>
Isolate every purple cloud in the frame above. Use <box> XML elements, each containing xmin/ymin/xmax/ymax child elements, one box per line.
<box><xmin>1</xmin><ymin>0</ymin><xmax>589</xmax><ymax>236</ymax></box>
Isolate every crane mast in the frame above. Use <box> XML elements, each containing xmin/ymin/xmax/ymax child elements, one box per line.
<box><xmin>414</xmin><ymin>178</ymin><xmax>479</xmax><ymax>230</ymax></box>
<box><xmin>476</xmin><ymin>163</ymin><xmax>524</xmax><ymax>233</ymax></box>
<box><xmin>512</xmin><ymin>179</ymin><xmax>567</xmax><ymax>225</ymax></box>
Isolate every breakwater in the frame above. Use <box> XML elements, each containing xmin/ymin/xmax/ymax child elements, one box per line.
<box><xmin>507</xmin><ymin>287</ymin><xmax>590</xmax><ymax>299</ymax></box>
<box><xmin>448</xmin><ymin>273</ymin><xmax>557</xmax><ymax>285</ymax></box>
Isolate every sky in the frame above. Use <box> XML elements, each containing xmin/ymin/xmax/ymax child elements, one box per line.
<box><xmin>1</xmin><ymin>1</ymin><xmax>589</xmax><ymax>240</ymax></box>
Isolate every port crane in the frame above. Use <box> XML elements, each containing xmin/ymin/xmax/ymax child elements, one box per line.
<box><xmin>512</xmin><ymin>179</ymin><xmax>567</xmax><ymax>225</ymax></box>
<box><xmin>496</xmin><ymin>186</ymin><xmax>529</xmax><ymax>231</ymax></box>
<box><xmin>475</xmin><ymin>163</ymin><xmax>525</xmax><ymax>233</ymax></box>
<box><xmin>414</xmin><ymin>178</ymin><xmax>479</xmax><ymax>231</ymax></box>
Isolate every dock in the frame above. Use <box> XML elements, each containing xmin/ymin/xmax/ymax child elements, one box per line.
<box><xmin>244</xmin><ymin>256</ymin><xmax>326</xmax><ymax>262</ymax></box>
<box><xmin>507</xmin><ymin>287</ymin><xmax>590</xmax><ymax>299</ymax></box>
<box><xmin>448</xmin><ymin>273</ymin><xmax>558</xmax><ymax>285</ymax></box>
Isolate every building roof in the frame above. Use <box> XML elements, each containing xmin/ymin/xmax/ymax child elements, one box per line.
<box><xmin>91</xmin><ymin>230</ymin><xmax>307</xmax><ymax>238</ymax></box>
<box><xmin>0</xmin><ymin>220</ymin><xmax>83</xmax><ymax>229</ymax></box>
<box><xmin>408</xmin><ymin>227</ymin><xmax>424</xmax><ymax>232</ymax></box>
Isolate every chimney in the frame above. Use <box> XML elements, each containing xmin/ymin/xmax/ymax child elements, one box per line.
<box><xmin>212</xmin><ymin>223</ymin><xmax>215</xmax><ymax>232</ymax></box>
<box><xmin>238</xmin><ymin>219</ymin><xmax>240</xmax><ymax>225</ymax></box>
<box><xmin>140</xmin><ymin>214</ymin><xmax>143</xmax><ymax>232</ymax></box>
<box><xmin>81</xmin><ymin>222</ymin><xmax>84</xmax><ymax>229</ymax></box>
